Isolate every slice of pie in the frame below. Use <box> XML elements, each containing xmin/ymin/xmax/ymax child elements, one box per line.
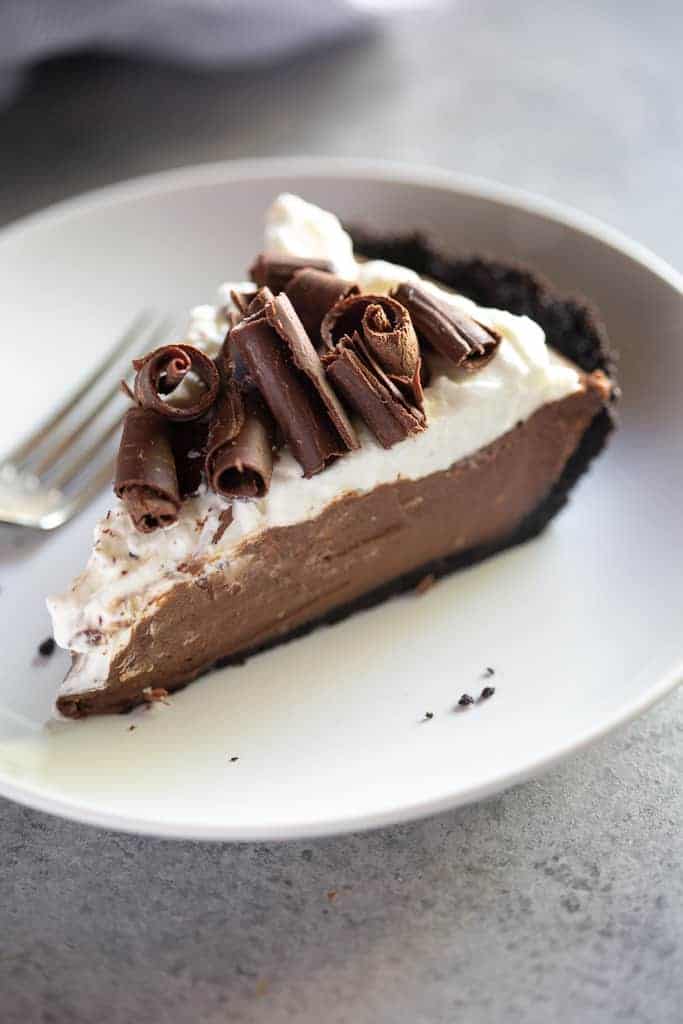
<box><xmin>48</xmin><ymin>194</ymin><xmax>617</xmax><ymax>718</ymax></box>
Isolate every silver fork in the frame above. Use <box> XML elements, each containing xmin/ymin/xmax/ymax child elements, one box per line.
<box><xmin>0</xmin><ymin>312</ymin><xmax>175</xmax><ymax>530</ymax></box>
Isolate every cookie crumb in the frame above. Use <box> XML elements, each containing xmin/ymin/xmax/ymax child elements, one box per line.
<box><xmin>421</xmin><ymin>711</ymin><xmax>434</xmax><ymax>722</ymax></box>
<box><xmin>326</xmin><ymin>890</ymin><xmax>337</xmax><ymax>902</ymax></box>
<box><xmin>457</xmin><ymin>693</ymin><xmax>474</xmax><ymax>708</ymax></box>
<box><xmin>480</xmin><ymin>686</ymin><xmax>496</xmax><ymax>701</ymax></box>
<box><xmin>483</xmin><ymin>666</ymin><xmax>495</xmax><ymax>677</ymax></box>
<box><xmin>38</xmin><ymin>637</ymin><xmax>56</xmax><ymax>657</ymax></box>
<box><xmin>229</xmin><ymin>755</ymin><xmax>239</xmax><ymax>763</ymax></box>
<box><xmin>414</xmin><ymin>573</ymin><xmax>435</xmax><ymax>595</ymax></box>
<box><xmin>128</xmin><ymin>724</ymin><xmax>136</xmax><ymax>732</ymax></box>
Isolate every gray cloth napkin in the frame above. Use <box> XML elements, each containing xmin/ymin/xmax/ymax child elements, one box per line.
<box><xmin>0</xmin><ymin>0</ymin><xmax>372</xmax><ymax>105</ymax></box>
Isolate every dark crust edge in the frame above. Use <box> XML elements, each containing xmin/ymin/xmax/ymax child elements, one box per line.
<box><xmin>60</xmin><ymin>242</ymin><xmax>618</xmax><ymax>716</ymax></box>
<box><xmin>351</xmin><ymin>229</ymin><xmax>619</xmax><ymax>380</ymax></box>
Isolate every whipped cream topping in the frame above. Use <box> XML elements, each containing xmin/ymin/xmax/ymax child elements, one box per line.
<box><xmin>48</xmin><ymin>195</ymin><xmax>581</xmax><ymax>702</ymax></box>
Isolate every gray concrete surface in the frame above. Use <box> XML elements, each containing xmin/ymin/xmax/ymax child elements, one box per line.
<box><xmin>1</xmin><ymin>2</ymin><xmax>681</xmax><ymax>1021</ymax></box>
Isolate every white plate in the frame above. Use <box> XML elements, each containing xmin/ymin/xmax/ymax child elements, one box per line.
<box><xmin>0</xmin><ymin>158</ymin><xmax>680</xmax><ymax>840</ymax></box>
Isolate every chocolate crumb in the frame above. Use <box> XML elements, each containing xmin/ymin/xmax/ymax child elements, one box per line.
<box><xmin>128</xmin><ymin>724</ymin><xmax>136</xmax><ymax>732</ymax></box>
<box><xmin>82</xmin><ymin>629</ymin><xmax>104</xmax><ymax>646</ymax></box>
<box><xmin>143</xmin><ymin>687</ymin><xmax>169</xmax><ymax>704</ymax></box>
<box><xmin>128</xmin><ymin>551</ymin><xmax>139</xmax><ymax>560</ymax></box>
<box><xmin>457</xmin><ymin>693</ymin><xmax>475</xmax><ymax>708</ymax></box>
<box><xmin>480</xmin><ymin>686</ymin><xmax>496</xmax><ymax>700</ymax></box>
<box><xmin>414</xmin><ymin>573</ymin><xmax>435</xmax><ymax>595</ymax></box>
<box><xmin>38</xmin><ymin>637</ymin><xmax>55</xmax><ymax>657</ymax></box>
<box><xmin>483</xmin><ymin>666</ymin><xmax>495</xmax><ymax>677</ymax></box>
<box><xmin>421</xmin><ymin>711</ymin><xmax>434</xmax><ymax>722</ymax></box>
<box><xmin>212</xmin><ymin>506</ymin><xmax>234</xmax><ymax>545</ymax></box>
<box><xmin>229</xmin><ymin>756</ymin><xmax>239</xmax><ymax>762</ymax></box>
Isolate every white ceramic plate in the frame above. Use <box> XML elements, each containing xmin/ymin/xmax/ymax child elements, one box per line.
<box><xmin>0</xmin><ymin>158</ymin><xmax>680</xmax><ymax>840</ymax></box>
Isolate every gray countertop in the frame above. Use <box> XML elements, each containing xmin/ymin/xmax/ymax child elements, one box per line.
<box><xmin>1</xmin><ymin>2</ymin><xmax>681</xmax><ymax>1021</ymax></box>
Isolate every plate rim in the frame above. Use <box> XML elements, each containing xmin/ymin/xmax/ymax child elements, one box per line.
<box><xmin>1</xmin><ymin>156</ymin><xmax>681</xmax><ymax>841</ymax></box>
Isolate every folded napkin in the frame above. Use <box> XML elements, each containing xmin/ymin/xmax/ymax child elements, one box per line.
<box><xmin>0</xmin><ymin>0</ymin><xmax>375</xmax><ymax>106</ymax></box>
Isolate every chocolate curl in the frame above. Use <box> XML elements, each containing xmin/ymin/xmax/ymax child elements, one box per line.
<box><xmin>323</xmin><ymin>332</ymin><xmax>424</xmax><ymax>450</ymax></box>
<box><xmin>266</xmin><ymin>294</ymin><xmax>359</xmax><ymax>451</ymax></box>
<box><xmin>134</xmin><ymin>344</ymin><xmax>220</xmax><ymax>421</ymax></box>
<box><xmin>206</xmin><ymin>390</ymin><xmax>275</xmax><ymax>499</ymax></box>
<box><xmin>231</xmin><ymin>293</ymin><xmax>358</xmax><ymax>478</ymax></box>
<box><xmin>230</xmin><ymin>286</ymin><xmax>274</xmax><ymax>321</ymax></box>
<box><xmin>249</xmin><ymin>253</ymin><xmax>333</xmax><ymax>293</ymax></box>
<box><xmin>115</xmin><ymin>407</ymin><xmax>180</xmax><ymax>532</ymax></box>
<box><xmin>220</xmin><ymin>288</ymin><xmax>276</xmax><ymax>387</ymax></box>
<box><xmin>284</xmin><ymin>268</ymin><xmax>358</xmax><ymax>347</ymax></box>
<box><xmin>170</xmin><ymin>414</ymin><xmax>211</xmax><ymax>498</ymax></box>
<box><xmin>245</xmin><ymin>286</ymin><xmax>275</xmax><ymax>317</ymax></box>
<box><xmin>393</xmin><ymin>283</ymin><xmax>501</xmax><ymax>371</ymax></box>
<box><xmin>229</xmin><ymin>290</ymin><xmax>255</xmax><ymax>317</ymax></box>
<box><xmin>320</xmin><ymin>293</ymin><xmax>424</xmax><ymax>415</ymax></box>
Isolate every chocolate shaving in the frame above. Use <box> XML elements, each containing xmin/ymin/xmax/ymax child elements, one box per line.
<box><xmin>323</xmin><ymin>332</ymin><xmax>424</xmax><ymax>449</ymax></box>
<box><xmin>285</xmin><ymin>268</ymin><xmax>358</xmax><ymax>347</ymax></box>
<box><xmin>206</xmin><ymin>387</ymin><xmax>275</xmax><ymax>499</ymax></box>
<box><xmin>134</xmin><ymin>344</ymin><xmax>220</xmax><ymax>421</ymax></box>
<box><xmin>212</xmin><ymin>506</ymin><xmax>234</xmax><ymax>545</ymax></box>
<box><xmin>321</xmin><ymin>293</ymin><xmax>424</xmax><ymax>413</ymax></box>
<box><xmin>250</xmin><ymin>253</ymin><xmax>333</xmax><ymax>293</ymax></box>
<box><xmin>231</xmin><ymin>293</ymin><xmax>358</xmax><ymax>477</ymax></box>
<box><xmin>393</xmin><ymin>283</ymin><xmax>501</xmax><ymax>371</ymax></box>
<box><xmin>115</xmin><ymin>407</ymin><xmax>180</xmax><ymax>532</ymax></box>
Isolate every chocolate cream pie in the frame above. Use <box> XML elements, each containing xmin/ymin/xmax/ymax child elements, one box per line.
<box><xmin>48</xmin><ymin>194</ymin><xmax>617</xmax><ymax>718</ymax></box>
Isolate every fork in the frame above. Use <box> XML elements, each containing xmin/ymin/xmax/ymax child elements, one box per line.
<box><xmin>0</xmin><ymin>312</ymin><xmax>175</xmax><ymax>530</ymax></box>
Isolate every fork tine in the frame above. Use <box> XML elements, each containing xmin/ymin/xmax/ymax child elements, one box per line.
<box><xmin>32</xmin><ymin>370</ymin><xmax>133</xmax><ymax>477</ymax></box>
<box><xmin>42</xmin><ymin>457</ymin><xmax>117</xmax><ymax>530</ymax></box>
<box><xmin>31</xmin><ymin>315</ymin><xmax>175</xmax><ymax>477</ymax></box>
<box><xmin>50</xmin><ymin>414</ymin><xmax>126</xmax><ymax>491</ymax></box>
<box><xmin>4</xmin><ymin>310</ymin><xmax>155</xmax><ymax>468</ymax></box>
